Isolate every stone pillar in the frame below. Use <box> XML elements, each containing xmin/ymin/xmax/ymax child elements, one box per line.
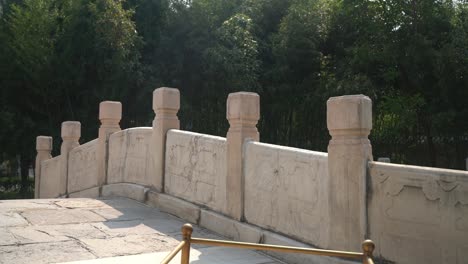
<box><xmin>97</xmin><ymin>101</ymin><xmax>122</xmax><ymax>186</ymax></box>
<box><xmin>60</xmin><ymin>121</ymin><xmax>81</xmax><ymax>196</ymax></box>
<box><xmin>226</xmin><ymin>92</ymin><xmax>260</xmax><ymax>220</ymax></box>
<box><xmin>327</xmin><ymin>95</ymin><xmax>372</xmax><ymax>251</ymax></box>
<box><xmin>35</xmin><ymin>136</ymin><xmax>52</xmax><ymax>198</ymax></box>
<box><xmin>151</xmin><ymin>87</ymin><xmax>180</xmax><ymax>192</ymax></box>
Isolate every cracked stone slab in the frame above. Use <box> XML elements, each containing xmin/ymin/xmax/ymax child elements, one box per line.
<box><xmin>0</xmin><ymin>212</ymin><xmax>29</xmax><ymax>227</ymax></box>
<box><xmin>90</xmin><ymin>207</ymin><xmax>163</xmax><ymax>222</ymax></box>
<box><xmin>95</xmin><ymin>198</ymin><xmax>150</xmax><ymax>209</ymax></box>
<box><xmin>2</xmin><ymin>226</ymin><xmax>70</xmax><ymax>245</ymax></box>
<box><xmin>35</xmin><ymin>223</ymin><xmax>108</xmax><ymax>240</ymax></box>
<box><xmin>21</xmin><ymin>209</ymin><xmax>106</xmax><ymax>225</ymax></box>
<box><xmin>60</xmin><ymin>247</ymin><xmax>284</xmax><ymax>264</ymax></box>
<box><xmin>0</xmin><ymin>200</ymin><xmax>60</xmax><ymax>211</ymax></box>
<box><xmin>0</xmin><ymin>240</ymin><xmax>96</xmax><ymax>264</ymax></box>
<box><xmin>55</xmin><ymin>199</ymin><xmax>114</xmax><ymax>209</ymax></box>
<box><xmin>92</xmin><ymin>220</ymin><xmax>168</xmax><ymax>237</ymax></box>
<box><xmin>0</xmin><ymin>198</ymin><xmax>282</xmax><ymax>264</ymax></box>
<box><xmin>79</xmin><ymin>233</ymin><xmax>181</xmax><ymax>258</ymax></box>
<box><xmin>0</xmin><ymin>228</ymin><xmax>19</xmax><ymax>246</ymax></box>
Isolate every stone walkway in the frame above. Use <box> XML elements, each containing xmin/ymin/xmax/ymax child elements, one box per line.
<box><xmin>0</xmin><ymin>198</ymin><xmax>282</xmax><ymax>264</ymax></box>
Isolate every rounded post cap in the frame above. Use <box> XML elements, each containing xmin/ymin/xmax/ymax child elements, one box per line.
<box><xmin>327</xmin><ymin>94</ymin><xmax>372</xmax><ymax>132</ymax></box>
<box><xmin>36</xmin><ymin>136</ymin><xmax>53</xmax><ymax>151</ymax></box>
<box><xmin>99</xmin><ymin>101</ymin><xmax>122</xmax><ymax>121</ymax></box>
<box><xmin>362</xmin><ymin>239</ymin><xmax>375</xmax><ymax>256</ymax></box>
<box><xmin>181</xmin><ymin>223</ymin><xmax>193</xmax><ymax>239</ymax></box>
<box><xmin>61</xmin><ymin>121</ymin><xmax>81</xmax><ymax>139</ymax></box>
<box><xmin>226</xmin><ymin>92</ymin><xmax>260</xmax><ymax>122</ymax></box>
<box><xmin>153</xmin><ymin>87</ymin><xmax>180</xmax><ymax>111</ymax></box>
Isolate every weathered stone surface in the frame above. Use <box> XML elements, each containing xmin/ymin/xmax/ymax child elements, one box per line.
<box><xmin>0</xmin><ymin>199</ymin><xmax>60</xmax><ymax>210</ymax></box>
<box><xmin>0</xmin><ymin>202</ymin><xmax>58</xmax><ymax>218</ymax></box>
<box><xmin>61</xmin><ymin>121</ymin><xmax>82</xmax><ymax>140</ymax></box>
<box><xmin>21</xmin><ymin>209</ymin><xmax>106</xmax><ymax>225</ymax></box>
<box><xmin>0</xmin><ymin>228</ymin><xmax>21</xmax><ymax>246</ymax></box>
<box><xmin>1</xmin><ymin>198</ymin><xmax>271</xmax><ymax>263</ymax></box>
<box><xmin>36</xmin><ymin>223</ymin><xmax>107</xmax><ymax>239</ymax></box>
<box><xmin>226</xmin><ymin>92</ymin><xmax>260</xmax><ymax>122</ymax></box>
<box><xmin>3</xmin><ymin>226</ymin><xmax>70</xmax><ymax>244</ymax></box>
<box><xmin>226</xmin><ymin>92</ymin><xmax>260</xmax><ymax>220</ymax></box>
<box><xmin>244</xmin><ymin>141</ymin><xmax>329</xmax><ymax>247</ymax></box>
<box><xmin>92</xmin><ymin>219</ymin><xmax>168</xmax><ymax>236</ymax></box>
<box><xmin>54</xmin><ymin>198</ymin><xmax>112</xmax><ymax>209</ymax></box>
<box><xmin>0</xmin><ymin>212</ymin><xmax>28</xmax><ymax>227</ymax></box>
<box><xmin>97</xmin><ymin>197</ymin><xmax>149</xmax><ymax>209</ymax></box>
<box><xmin>61</xmin><ymin>121</ymin><xmax>81</xmax><ymax>196</ymax></box>
<box><xmin>107</xmin><ymin>128</ymin><xmax>152</xmax><ymax>185</ymax></box>
<box><xmin>262</xmin><ymin>231</ymin><xmax>356</xmax><ymax>264</ymax></box>
<box><xmin>0</xmin><ymin>241</ymin><xmax>96</xmax><ymax>264</ymax></box>
<box><xmin>326</xmin><ymin>95</ymin><xmax>372</xmax><ymax>132</ymax></box>
<box><xmin>164</xmin><ymin>130</ymin><xmax>227</xmax><ymax>212</ymax></box>
<box><xmin>101</xmin><ymin>183</ymin><xmax>148</xmax><ymax>202</ymax></box>
<box><xmin>151</xmin><ymin>87</ymin><xmax>180</xmax><ymax>192</ymax></box>
<box><xmin>79</xmin><ymin>233</ymin><xmax>180</xmax><ymax>258</ymax></box>
<box><xmin>327</xmin><ymin>95</ymin><xmax>372</xmax><ymax>251</ymax></box>
<box><xmin>97</xmin><ymin>101</ymin><xmax>122</xmax><ymax>187</ymax></box>
<box><xmin>35</xmin><ymin>136</ymin><xmax>53</xmax><ymax>198</ymax></box>
<box><xmin>68</xmin><ymin>140</ymin><xmax>98</xmax><ymax>193</ymax></box>
<box><xmin>61</xmin><ymin>245</ymin><xmax>281</xmax><ymax>264</ymax></box>
<box><xmin>91</xmin><ymin>206</ymin><xmax>162</xmax><ymax>222</ymax></box>
<box><xmin>368</xmin><ymin>161</ymin><xmax>468</xmax><ymax>264</ymax></box>
<box><xmin>99</xmin><ymin>101</ymin><xmax>122</xmax><ymax>121</ymax></box>
<box><xmin>68</xmin><ymin>187</ymin><xmax>100</xmax><ymax>199</ymax></box>
<box><xmin>199</xmin><ymin>209</ymin><xmax>262</xmax><ymax>243</ymax></box>
<box><xmin>146</xmin><ymin>191</ymin><xmax>200</xmax><ymax>224</ymax></box>
<box><xmin>40</xmin><ymin>156</ymin><xmax>62</xmax><ymax>198</ymax></box>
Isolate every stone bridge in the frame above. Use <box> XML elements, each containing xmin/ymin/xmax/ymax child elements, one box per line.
<box><xmin>20</xmin><ymin>88</ymin><xmax>468</xmax><ymax>263</ymax></box>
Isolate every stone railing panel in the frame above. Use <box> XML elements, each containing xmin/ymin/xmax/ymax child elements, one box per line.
<box><xmin>244</xmin><ymin>141</ymin><xmax>329</xmax><ymax>248</ymax></box>
<box><xmin>39</xmin><ymin>156</ymin><xmax>62</xmax><ymax>198</ymax></box>
<box><xmin>107</xmin><ymin>128</ymin><xmax>153</xmax><ymax>186</ymax></box>
<box><xmin>368</xmin><ymin>161</ymin><xmax>468</xmax><ymax>264</ymax></box>
<box><xmin>68</xmin><ymin>139</ymin><xmax>98</xmax><ymax>194</ymax></box>
<box><xmin>165</xmin><ymin>130</ymin><xmax>227</xmax><ymax>212</ymax></box>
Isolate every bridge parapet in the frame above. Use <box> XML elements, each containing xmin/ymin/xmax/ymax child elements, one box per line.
<box><xmin>34</xmin><ymin>90</ymin><xmax>468</xmax><ymax>264</ymax></box>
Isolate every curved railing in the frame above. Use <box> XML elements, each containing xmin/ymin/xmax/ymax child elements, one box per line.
<box><xmin>161</xmin><ymin>223</ymin><xmax>375</xmax><ymax>264</ymax></box>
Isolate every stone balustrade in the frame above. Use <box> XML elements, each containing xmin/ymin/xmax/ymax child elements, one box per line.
<box><xmin>34</xmin><ymin>90</ymin><xmax>468</xmax><ymax>264</ymax></box>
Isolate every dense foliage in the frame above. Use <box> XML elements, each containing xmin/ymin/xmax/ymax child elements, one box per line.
<box><xmin>0</xmin><ymin>0</ymin><xmax>467</xmax><ymax>194</ymax></box>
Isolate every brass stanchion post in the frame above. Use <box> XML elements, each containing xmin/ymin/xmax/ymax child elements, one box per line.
<box><xmin>181</xmin><ymin>224</ymin><xmax>193</xmax><ymax>264</ymax></box>
<box><xmin>362</xmin><ymin>240</ymin><xmax>375</xmax><ymax>264</ymax></box>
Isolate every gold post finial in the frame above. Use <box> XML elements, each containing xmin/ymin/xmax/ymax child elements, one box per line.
<box><xmin>182</xmin><ymin>223</ymin><xmax>193</xmax><ymax>240</ymax></box>
<box><xmin>362</xmin><ymin>239</ymin><xmax>375</xmax><ymax>257</ymax></box>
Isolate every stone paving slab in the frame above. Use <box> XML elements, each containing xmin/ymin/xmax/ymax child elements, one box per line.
<box><xmin>61</xmin><ymin>247</ymin><xmax>283</xmax><ymax>264</ymax></box>
<box><xmin>0</xmin><ymin>198</ymin><xmax>283</xmax><ymax>264</ymax></box>
<box><xmin>0</xmin><ymin>241</ymin><xmax>96</xmax><ymax>264</ymax></box>
<box><xmin>0</xmin><ymin>212</ymin><xmax>29</xmax><ymax>227</ymax></box>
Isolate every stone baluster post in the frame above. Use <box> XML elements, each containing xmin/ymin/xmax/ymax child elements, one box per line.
<box><xmin>226</xmin><ymin>92</ymin><xmax>260</xmax><ymax>220</ymax></box>
<box><xmin>327</xmin><ymin>95</ymin><xmax>372</xmax><ymax>251</ymax></box>
<box><xmin>97</xmin><ymin>101</ymin><xmax>122</xmax><ymax>186</ymax></box>
<box><xmin>35</xmin><ymin>136</ymin><xmax>52</xmax><ymax>198</ymax></box>
<box><xmin>60</xmin><ymin>121</ymin><xmax>81</xmax><ymax>196</ymax></box>
<box><xmin>151</xmin><ymin>87</ymin><xmax>180</xmax><ymax>192</ymax></box>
